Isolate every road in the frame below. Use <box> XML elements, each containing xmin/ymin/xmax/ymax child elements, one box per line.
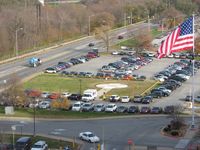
<box><xmin>0</xmin><ymin>116</ymin><xmax>196</xmax><ymax>150</ymax></box>
<box><xmin>0</xmin><ymin>22</ymin><xmax>148</xmax><ymax>88</ymax></box>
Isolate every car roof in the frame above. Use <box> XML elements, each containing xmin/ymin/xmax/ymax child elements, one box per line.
<box><xmin>34</xmin><ymin>140</ymin><xmax>46</xmax><ymax>145</ymax></box>
<box><xmin>16</xmin><ymin>136</ymin><xmax>31</xmax><ymax>142</ymax></box>
<box><xmin>82</xmin><ymin>131</ymin><xmax>93</xmax><ymax>134</ymax></box>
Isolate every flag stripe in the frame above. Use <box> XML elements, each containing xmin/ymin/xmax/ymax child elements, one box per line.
<box><xmin>157</xmin><ymin>17</ymin><xmax>193</xmax><ymax>59</ymax></box>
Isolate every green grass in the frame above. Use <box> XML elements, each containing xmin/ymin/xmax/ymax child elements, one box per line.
<box><xmin>23</xmin><ymin>74</ymin><xmax>156</xmax><ymax>96</ymax></box>
<box><xmin>3</xmin><ymin>134</ymin><xmax>77</xmax><ymax>149</ymax></box>
<box><xmin>0</xmin><ymin>106</ymin><xmax>133</xmax><ymax>118</ymax></box>
<box><xmin>151</xmin><ymin>28</ymin><xmax>162</xmax><ymax>37</ymax></box>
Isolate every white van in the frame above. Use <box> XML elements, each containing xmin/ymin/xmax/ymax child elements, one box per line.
<box><xmin>81</xmin><ymin>89</ymin><xmax>97</xmax><ymax>102</ymax></box>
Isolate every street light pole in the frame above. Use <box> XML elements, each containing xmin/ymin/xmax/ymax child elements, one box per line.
<box><xmin>33</xmin><ymin>97</ymin><xmax>36</xmax><ymax>137</ymax></box>
<box><xmin>79</xmin><ymin>79</ymin><xmax>82</xmax><ymax>94</ymax></box>
<box><xmin>15</xmin><ymin>28</ymin><xmax>23</xmax><ymax>57</ymax></box>
<box><xmin>11</xmin><ymin>125</ymin><xmax>16</xmax><ymax>150</ymax></box>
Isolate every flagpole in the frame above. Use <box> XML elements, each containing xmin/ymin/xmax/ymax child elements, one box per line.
<box><xmin>191</xmin><ymin>13</ymin><xmax>195</xmax><ymax>129</ymax></box>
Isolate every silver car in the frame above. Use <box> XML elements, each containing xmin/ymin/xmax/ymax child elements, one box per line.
<box><xmin>94</xmin><ymin>104</ymin><xmax>105</xmax><ymax>112</ymax></box>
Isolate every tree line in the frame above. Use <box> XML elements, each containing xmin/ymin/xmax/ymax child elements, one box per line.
<box><xmin>0</xmin><ymin>0</ymin><xmax>199</xmax><ymax>60</ymax></box>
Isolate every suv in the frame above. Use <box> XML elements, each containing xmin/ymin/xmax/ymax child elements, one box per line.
<box><xmin>31</xmin><ymin>141</ymin><xmax>48</xmax><ymax>150</ymax></box>
<box><xmin>68</xmin><ymin>93</ymin><xmax>82</xmax><ymax>101</ymax></box>
<box><xmin>109</xmin><ymin>95</ymin><xmax>120</xmax><ymax>102</ymax></box>
<box><xmin>16</xmin><ymin>137</ymin><xmax>32</xmax><ymax>150</ymax></box>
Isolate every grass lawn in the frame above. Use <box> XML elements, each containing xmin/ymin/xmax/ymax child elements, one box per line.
<box><xmin>0</xmin><ymin>106</ymin><xmax>134</xmax><ymax>118</ymax></box>
<box><xmin>2</xmin><ymin>134</ymin><xmax>77</xmax><ymax>149</ymax></box>
<box><xmin>23</xmin><ymin>74</ymin><xmax>156</xmax><ymax>96</ymax></box>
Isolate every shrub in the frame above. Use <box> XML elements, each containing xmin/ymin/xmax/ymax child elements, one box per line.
<box><xmin>163</xmin><ymin>127</ymin><xmax>170</xmax><ymax>132</ymax></box>
<box><xmin>171</xmin><ymin>130</ymin><xmax>179</xmax><ymax>136</ymax></box>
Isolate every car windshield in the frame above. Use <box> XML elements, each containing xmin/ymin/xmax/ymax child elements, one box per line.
<box><xmin>122</xmin><ymin>96</ymin><xmax>128</xmax><ymax>99</ymax></box>
<box><xmin>88</xmin><ymin>134</ymin><xmax>95</xmax><ymax>137</ymax></box>
<box><xmin>111</xmin><ymin>96</ymin><xmax>116</xmax><ymax>98</ymax></box>
<box><xmin>84</xmin><ymin>104</ymin><xmax>90</xmax><ymax>107</ymax></box>
<box><xmin>74</xmin><ymin>104</ymin><xmax>80</xmax><ymax>107</ymax></box>
<box><xmin>107</xmin><ymin>105</ymin><xmax>114</xmax><ymax>108</ymax></box>
<box><xmin>83</xmin><ymin>94</ymin><xmax>91</xmax><ymax>97</ymax></box>
<box><xmin>96</xmin><ymin>105</ymin><xmax>102</xmax><ymax>108</ymax></box>
<box><xmin>32</xmin><ymin>144</ymin><xmax>42</xmax><ymax>148</ymax></box>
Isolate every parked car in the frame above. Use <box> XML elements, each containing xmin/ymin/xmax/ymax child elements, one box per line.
<box><xmin>45</xmin><ymin>67</ymin><xmax>56</xmax><ymax>73</ymax></box>
<box><xmin>109</xmin><ymin>95</ymin><xmax>120</xmax><ymax>102</ymax></box>
<box><xmin>82</xmin><ymin>103</ymin><xmax>94</xmax><ymax>112</ymax></box>
<box><xmin>194</xmin><ymin>95</ymin><xmax>200</xmax><ymax>103</ymax></box>
<box><xmin>121</xmin><ymin>96</ymin><xmax>130</xmax><ymax>103</ymax></box>
<box><xmin>38</xmin><ymin>101</ymin><xmax>50</xmax><ymax>109</ymax></box>
<box><xmin>133</xmin><ymin>95</ymin><xmax>143</xmax><ymax>103</ymax></box>
<box><xmin>41</xmin><ymin>92</ymin><xmax>50</xmax><ymax>98</ymax></box>
<box><xmin>16</xmin><ymin>137</ymin><xmax>32</xmax><ymax>150</ymax></box>
<box><xmin>105</xmin><ymin>104</ymin><xmax>117</xmax><ymax>112</ymax></box>
<box><xmin>79</xmin><ymin>131</ymin><xmax>100</xmax><ymax>143</ymax></box>
<box><xmin>163</xmin><ymin>106</ymin><xmax>175</xmax><ymax>114</ymax></box>
<box><xmin>60</xmin><ymin>92</ymin><xmax>71</xmax><ymax>98</ymax></box>
<box><xmin>94</xmin><ymin>104</ymin><xmax>105</xmax><ymax>112</ymax></box>
<box><xmin>63</xmin><ymin>146</ymin><xmax>71</xmax><ymax>150</ymax></box>
<box><xmin>48</xmin><ymin>93</ymin><xmax>60</xmax><ymax>99</ymax></box>
<box><xmin>151</xmin><ymin>107</ymin><xmax>162</xmax><ymax>114</ymax></box>
<box><xmin>116</xmin><ymin>106</ymin><xmax>128</xmax><ymax>113</ymax></box>
<box><xmin>140</xmin><ymin>106</ymin><xmax>151</xmax><ymax>114</ymax></box>
<box><xmin>31</xmin><ymin>140</ymin><xmax>48</xmax><ymax>150</ymax></box>
<box><xmin>128</xmin><ymin>106</ymin><xmax>139</xmax><ymax>113</ymax></box>
<box><xmin>142</xmin><ymin>96</ymin><xmax>153</xmax><ymax>104</ymax></box>
<box><xmin>71</xmin><ymin>101</ymin><xmax>83</xmax><ymax>111</ymax></box>
<box><xmin>68</xmin><ymin>93</ymin><xmax>82</xmax><ymax>101</ymax></box>
<box><xmin>185</xmin><ymin>95</ymin><xmax>193</xmax><ymax>101</ymax></box>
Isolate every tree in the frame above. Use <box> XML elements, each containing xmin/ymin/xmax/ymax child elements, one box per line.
<box><xmin>168</xmin><ymin>105</ymin><xmax>185</xmax><ymax>130</ymax></box>
<box><xmin>95</xmin><ymin>25</ymin><xmax>111</xmax><ymax>53</ymax></box>
<box><xmin>195</xmin><ymin>37</ymin><xmax>200</xmax><ymax>54</ymax></box>
<box><xmin>134</xmin><ymin>29</ymin><xmax>153</xmax><ymax>55</ymax></box>
<box><xmin>0</xmin><ymin>73</ymin><xmax>26</xmax><ymax>107</ymax></box>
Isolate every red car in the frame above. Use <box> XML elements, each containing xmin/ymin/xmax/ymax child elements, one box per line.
<box><xmin>26</xmin><ymin>90</ymin><xmax>41</xmax><ymax>98</ymax></box>
<box><xmin>48</xmin><ymin>93</ymin><xmax>60</xmax><ymax>99</ymax></box>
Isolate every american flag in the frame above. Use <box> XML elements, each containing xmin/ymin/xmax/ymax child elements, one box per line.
<box><xmin>157</xmin><ymin>17</ymin><xmax>194</xmax><ymax>59</ymax></box>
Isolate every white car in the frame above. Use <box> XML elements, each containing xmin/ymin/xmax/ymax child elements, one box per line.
<box><xmin>72</xmin><ymin>101</ymin><xmax>84</xmax><ymax>111</ymax></box>
<box><xmin>111</xmin><ymin>51</ymin><xmax>119</xmax><ymax>55</ymax></box>
<box><xmin>41</xmin><ymin>92</ymin><xmax>50</xmax><ymax>98</ymax></box>
<box><xmin>31</xmin><ymin>141</ymin><xmax>48</xmax><ymax>150</ymax></box>
<box><xmin>79</xmin><ymin>131</ymin><xmax>100</xmax><ymax>143</ymax></box>
<box><xmin>121</xmin><ymin>96</ymin><xmax>130</xmax><ymax>103</ymax></box>
<box><xmin>105</xmin><ymin>104</ymin><xmax>117</xmax><ymax>112</ymax></box>
<box><xmin>61</xmin><ymin>92</ymin><xmax>71</xmax><ymax>98</ymax></box>
<box><xmin>38</xmin><ymin>101</ymin><xmax>50</xmax><ymax>109</ymax></box>
<box><xmin>45</xmin><ymin>67</ymin><xmax>56</xmax><ymax>73</ymax></box>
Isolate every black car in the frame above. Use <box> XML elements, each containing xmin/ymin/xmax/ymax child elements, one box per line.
<box><xmin>140</xmin><ymin>106</ymin><xmax>151</xmax><ymax>114</ymax></box>
<box><xmin>116</xmin><ymin>106</ymin><xmax>128</xmax><ymax>113</ymax></box>
<box><xmin>142</xmin><ymin>96</ymin><xmax>153</xmax><ymax>104</ymax></box>
<box><xmin>163</xmin><ymin>106</ymin><xmax>175</xmax><ymax>114</ymax></box>
<box><xmin>88</xmin><ymin>43</ymin><xmax>95</xmax><ymax>47</ymax></box>
<box><xmin>170</xmin><ymin>75</ymin><xmax>186</xmax><ymax>82</ymax></box>
<box><xmin>151</xmin><ymin>107</ymin><xmax>162</xmax><ymax>114</ymax></box>
<box><xmin>68</xmin><ymin>93</ymin><xmax>82</xmax><ymax>101</ymax></box>
<box><xmin>149</xmin><ymin>91</ymin><xmax>164</xmax><ymax>98</ymax></box>
<box><xmin>151</xmin><ymin>89</ymin><xmax>170</xmax><ymax>97</ymax></box>
<box><xmin>128</xmin><ymin>106</ymin><xmax>139</xmax><ymax>113</ymax></box>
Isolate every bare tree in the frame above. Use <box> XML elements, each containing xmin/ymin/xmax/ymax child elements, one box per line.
<box><xmin>2</xmin><ymin>73</ymin><xmax>27</xmax><ymax>107</ymax></box>
<box><xmin>95</xmin><ymin>25</ymin><xmax>111</xmax><ymax>52</ymax></box>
